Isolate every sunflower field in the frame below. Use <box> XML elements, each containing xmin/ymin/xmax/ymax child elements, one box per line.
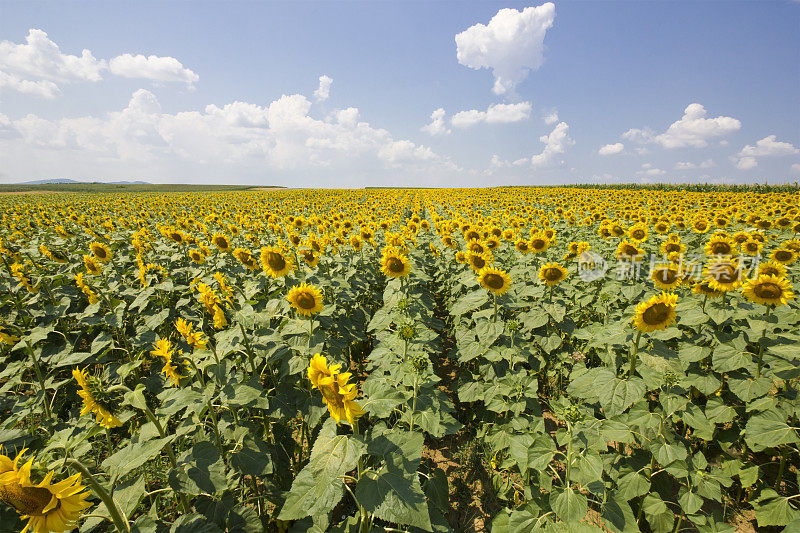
<box><xmin>0</xmin><ymin>187</ymin><xmax>799</xmax><ymax>533</ymax></box>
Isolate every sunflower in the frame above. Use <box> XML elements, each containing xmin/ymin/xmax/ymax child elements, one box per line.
<box><xmin>0</xmin><ymin>449</ymin><xmax>92</xmax><ymax>532</ymax></box>
<box><xmin>758</xmin><ymin>260</ymin><xmax>787</xmax><ymax>278</ymax></box>
<box><xmin>741</xmin><ymin>238</ymin><xmax>763</xmax><ymax>256</ymax></box>
<box><xmin>466</xmin><ymin>239</ymin><xmax>487</xmax><ymax>255</ymax></box>
<box><xmin>89</xmin><ymin>242</ymin><xmax>112</xmax><ymax>263</ymax></box>
<box><xmin>455</xmin><ymin>251</ymin><xmax>467</xmax><ymax>264</ymax></box>
<box><xmin>212</xmin><ymin>305</ymin><xmax>228</xmax><ymax>329</ymax></box>
<box><xmin>299</xmin><ymin>248</ymin><xmax>320</xmax><ymax>268</ymax></box>
<box><xmin>741</xmin><ymin>274</ymin><xmax>795</xmax><ymax>307</ymax></box>
<box><xmin>478</xmin><ymin>266</ymin><xmax>512</xmax><ymax>296</ymax></box>
<box><xmin>233</xmin><ymin>248</ymin><xmax>259</xmax><ymax>271</ymax></box>
<box><xmin>150</xmin><ymin>338</ymin><xmax>186</xmax><ymax>386</ymax></box>
<box><xmin>259</xmin><ymin>246</ymin><xmax>295</xmax><ymax>277</ymax></box>
<box><xmin>633</xmin><ymin>292</ymin><xmax>678</xmax><ymax>332</ymax></box>
<box><xmin>211</xmin><ymin>233</ymin><xmax>231</xmax><ymax>252</ymax></box>
<box><xmin>287</xmin><ymin>282</ymin><xmax>324</xmax><ymax>316</ymax></box>
<box><xmin>703</xmin><ymin>257</ymin><xmax>744</xmax><ymax>292</ymax></box>
<box><xmin>467</xmin><ymin>251</ymin><xmax>493</xmax><ymax>272</ymax></box>
<box><xmin>660</xmin><ymin>239</ymin><xmax>685</xmax><ymax>256</ymax></box>
<box><xmin>189</xmin><ymin>248</ymin><xmax>206</xmax><ymax>264</ymax></box>
<box><xmin>651</xmin><ymin>264</ymin><xmax>682</xmax><ymax>290</ymax></box>
<box><xmin>704</xmin><ymin>234</ymin><xmax>737</xmax><ymax>257</ymax></box>
<box><xmin>514</xmin><ymin>239</ymin><xmax>531</xmax><ymax>254</ymax></box>
<box><xmin>312</xmin><ymin>367</ymin><xmax>364</xmax><ymax>426</ymax></box>
<box><xmin>72</xmin><ymin>369</ymin><xmax>122</xmax><ymax>429</ymax></box>
<box><xmin>627</xmin><ymin>223</ymin><xmax>648</xmax><ymax>243</ymax></box>
<box><xmin>308</xmin><ymin>353</ymin><xmax>344</xmax><ymax>389</ymax></box>
<box><xmin>174</xmin><ymin>318</ymin><xmax>207</xmax><ymax>349</ymax></box>
<box><xmin>529</xmin><ymin>234</ymin><xmax>549</xmax><ymax>253</ymax></box>
<box><xmin>82</xmin><ymin>255</ymin><xmax>102</xmax><ymax>276</ymax></box>
<box><xmin>381</xmin><ymin>250</ymin><xmax>411</xmax><ymax>278</ymax></box>
<box><xmin>692</xmin><ymin>280</ymin><xmax>724</xmax><ymax>299</ymax></box>
<box><xmin>615</xmin><ymin>240</ymin><xmax>644</xmax><ymax>262</ymax></box>
<box><xmin>539</xmin><ymin>262</ymin><xmax>568</xmax><ymax>286</ymax></box>
<box><xmin>770</xmin><ymin>247</ymin><xmax>796</xmax><ymax>265</ymax></box>
<box><xmin>692</xmin><ymin>218</ymin><xmax>711</xmax><ymax>233</ymax></box>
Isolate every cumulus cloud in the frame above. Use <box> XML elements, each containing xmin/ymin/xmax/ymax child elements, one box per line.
<box><xmin>733</xmin><ymin>136</ymin><xmax>799</xmax><ymax>170</ymax></box>
<box><xmin>314</xmin><ymin>75</ymin><xmax>333</xmax><ymax>101</ymax></box>
<box><xmin>530</xmin><ymin>121</ymin><xmax>574</xmax><ymax>167</ymax></box>
<box><xmin>543</xmin><ymin>109</ymin><xmax>559</xmax><ymax>125</ymax></box>
<box><xmin>451</xmin><ymin>102</ymin><xmax>531</xmax><ymax>128</ymax></box>
<box><xmin>623</xmin><ymin>104</ymin><xmax>740</xmax><ymax>149</ymax></box>
<box><xmin>598</xmin><ymin>142</ymin><xmax>624</xmax><ymax>156</ymax></box>
<box><xmin>455</xmin><ymin>3</ymin><xmax>555</xmax><ymax>95</ymax></box>
<box><xmin>0</xmin><ymin>29</ymin><xmax>199</xmax><ymax>97</ymax></box>
<box><xmin>2</xmin><ymin>88</ymin><xmax>455</xmax><ymax>180</ymax></box>
<box><xmin>421</xmin><ymin>108</ymin><xmax>450</xmax><ymax>136</ymax></box>
<box><xmin>108</xmin><ymin>54</ymin><xmax>199</xmax><ymax>86</ymax></box>
<box><xmin>675</xmin><ymin>159</ymin><xmax>714</xmax><ymax>170</ymax></box>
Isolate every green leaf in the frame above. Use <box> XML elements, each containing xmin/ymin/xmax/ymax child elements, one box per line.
<box><xmin>550</xmin><ymin>487</ymin><xmax>588</xmax><ymax>523</ymax></box>
<box><xmin>278</xmin><ymin>419</ymin><xmax>366</xmax><ymax>521</ymax></box>
<box><xmin>102</xmin><ymin>436</ymin><xmax>175</xmax><ymax>481</ymax></box>
<box><xmin>745</xmin><ymin>411</ymin><xmax>799</xmax><ymax>452</ymax></box>
<box><xmin>641</xmin><ymin>494</ymin><xmax>673</xmax><ymax>533</ymax></box>
<box><xmin>169</xmin><ymin>441</ymin><xmax>228</xmax><ymax>496</ymax></box>
<box><xmin>602</xmin><ymin>493</ymin><xmax>638</xmax><ymax>533</ymax></box>
<box><xmin>451</xmin><ymin>290</ymin><xmax>488</xmax><ymax>316</ymax></box>
<box><xmin>712</xmin><ymin>344</ymin><xmax>754</xmax><ymax>373</ymax></box>
<box><xmin>754</xmin><ymin>489</ymin><xmax>800</xmax><ymax>527</ymax></box>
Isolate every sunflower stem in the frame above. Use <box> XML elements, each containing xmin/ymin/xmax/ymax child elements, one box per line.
<box><xmin>141</xmin><ymin>404</ymin><xmax>190</xmax><ymax>513</ymax></box>
<box><xmin>775</xmin><ymin>445</ymin><xmax>788</xmax><ymax>492</ymax></box>
<box><xmin>67</xmin><ymin>458</ymin><xmax>130</xmax><ymax>533</ymax></box>
<box><xmin>493</xmin><ymin>294</ymin><xmax>498</xmax><ymax>322</ymax></box>
<box><xmin>629</xmin><ymin>331</ymin><xmax>643</xmax><ymax>377</ymax></box>
<box><xmin>352</xmin><ymin>420</ymin><xmax>370</xmax><ymax>533</ymax></box>
<box><xmin>756</xmin><ymin>305</ymin><xmax>772</xmax><ymax>379</ymax></box>
<box><xmin>238</xmin><ymin>322</ymin><xmax>258</xmax><ymax>374</ymax></box>
<box><xmin>26</xmin><ymin>341</ymin><xmax>52</xmax><ymax>420</ymax></box>
<box><xmin>409</xmin><ymin>374</ymin><xmax>419</xmax><ymax>432</ymax></box>
<box><xmin>308</xmin><ymin>316</ymin><xmax>314</xmax><ymax>352</ymax></box>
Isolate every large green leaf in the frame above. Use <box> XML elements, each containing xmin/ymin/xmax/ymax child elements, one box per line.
<box><xmin>744</xmin><ymin>411</ymin><xmax>800</xmax><ymax>452</ymax></box>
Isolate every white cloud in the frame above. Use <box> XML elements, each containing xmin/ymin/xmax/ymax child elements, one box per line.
<box><xmin>623</xmin><ymin>104</ymin><xmax>740</xmax><ymax>149</ymax></box>
<box><xmin>421</xmin><ymin>108</ymin><xmax>450</xmax><ymax>136</ymax></box>
<box><xmin>598</xmin><ymin>142</ymin><xmax>624</xmax><ymax>156</ymax></box>
<box><xmin>0</xmin><ymin>70</ymin><xmax>60</xmax><ymax>98</ymax></box>
<box><xmin>451</xmin><ymin>102</ymin><xmax>531</xmax><ymax>128</ymax></box>
<box><xmin>675</xmin><ymin>159</ymin><xmax>714</xmax><ymax>170</ymax></box>
<box><xmin>455</xmin><ymin>3</ymin><xmax>555</xmax><ymax>95</ymax></box>
<box><xmin>791</xmin><ymin>163</ymin><xmax>800</xmax><ymax>175</ymax></box>
<box><xmin>543</xmin><ymin>109</ymin><xmax>559</xmax><ymax>125</ymax></box>
<box><xmin>2</xmin><ymin>89</ymin><xmax>455</xmax><ymax>181</ymax></box>
<box><xmin>0</xmin><ymin>29</ymin><xmax>199</xmax><ymax>98</ymax></box>
<box><xmin>637</xmin><ymin>163</ymin><xmax>665</xmax><ymax>176</ymax></box>
<box><xmin>314</xmin><ymin>75</ymin><xmax>333</xmax><ymax>101</ymax></box>
<box><xmin>733</xmin><ymin>135</ymin><xmax>799</xmax><ymax>170</ymax></box>
<box><xmin>530</xmin><ymin>121</ymin><xmax>574</xmax><ymax>167</ymax></box>
<box><xmin>108</xmin><ymin>54</ymin><xmax>198</xmax><ymax>86</ymax></box>
<box><xmin>736</xmin><ymin>157</ymin><xmax>757</xmax><ymax>170</ymax></box>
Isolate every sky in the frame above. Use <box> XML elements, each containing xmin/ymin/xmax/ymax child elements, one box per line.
<box><xmin>0</xmin><ymin>1</ymin><xmax>798</xmax><ymax>187</ymax></box>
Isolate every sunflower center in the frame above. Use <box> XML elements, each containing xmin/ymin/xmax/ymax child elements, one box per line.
<box><xmin>632</xmin><ymin>230</ymin><xmax>645</xmax><ymax>240</ymax></box>
<box><xmin>0</xmin><ymin>482</ymin><xmax>54</xmax><ymax>515</ymax></box>
<box><xmin>385</xmin><ymin>257</ymin><xmax>404</xmax><ymax>273</ymax></box>
<box><xmin>320</xmin><ymin>384</ymin><xmax>344</xmax><ymax>408</ymax></box>
<box><xmin>622</xmin><ymin>245</ymin><xmax>639</xmax><ymax>256</ymax></box>
<box><xmin>664</xmin><ymin>243</ymin><xmax>681</xmax><ymax>253</ymax></box>
<box><xmin>714</xmin><ymin>266</ymin><xmax>739</xmax><ymax>284</ymax></box>
<box><xmin>471</xmin><ymin>256</ymin><xmax>487</xmax><ymax>269</ymax></box>
<box><xmin>544</xmin><ymin>268</ymin><xmax>563</xmax><ymax>282</ymax></box>
<box><xmin>531</xmin><ymin>239</ymin><xmax>546</xmax><ymax>250</ymax></box>
<box><xmin>297</xmin><ymin>292</ymin><xmax>317</xmax><ymax>310</ymax></box>
<box><xmin>710</xmin><ymin>242</ymin><xmax>731</xmax><ymax>255</ymax></box>
<box><xmin>656</xmin><ymin>268</ymin><xmax>678</xmax><ymax>284</ymax></box>
<box><xmin>518</xmin><ymin>242</ymin><xmax>529</xmax><ymax>251</ymax></box>
<box><xmin>94</xmin><ymin>248</ymin><xmax>107</xmax><ymax>259</ymax></box>
<box><xmin>753</xmin><ymin>282</ymin><xmax>782</xmax><ymax>300</ymax></box>
<box><xmin>642</xmin><ymin>303</ymin><xmax>670</xmax><ymax>325</ymax></box>
<box><xmin>483</xmin><ymin>273</ymin><xmax>505</xmax><ymax>290</ymax></box>
<box><xmin>266</xmin><ymin>252</ymin><xmax>286</xmax><ymax>271</ymax></box>
<box><xmin>775</xmin><ymin>250</ymin><xmax>792</xmax><ymax>261</ymax></box>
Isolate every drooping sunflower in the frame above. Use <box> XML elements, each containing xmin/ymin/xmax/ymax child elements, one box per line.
<box><xmin>259</xmin><ymin>246</ymin><xmax>295</xmax><ymax>277</ymax></box>
<box><xmin>651</xmin><ymin>264</ymin><xmax>682</xmax><ymax>290</ymax></box>
<box><xmin>381</xmin><ymin>250</ymin><xmax>411</xmax><ymax>278</ymax></box>
<box><xmin>478</xmin><ymin>266</ymin><xmax>512</xmax><ymax>296</ymax></box>
<box><xmin>150</xmin><ymin>338</ymin><xmax>186</xmax><ymax>386</ymax></box>
<box><xmin>308</xmin><ymin>353</ymin><xmax>343</xmax><ymax>390</ymax></box>
<box><xmin>703</xmin><ymin>256</ymin><xmax>744</xmax><ymax>292</ymax></box>
<box><xmin>0</xmin><ymin>449</ymin><xmax>92</xmax><ymax>532</ymax></box>
<box><xmin>233</xmin><ymin>248</ymin><xmax>259</xmax><ymax>271</ymax></box>
<box><xmin>174</xmin><ymin>318</ymin><xmax>207</xmax><ymax>350</ymax></box>
<box><xmin>89</xmin><ymin>242</ymin><xmax>112</xmax><ymax>263</ymax></box>
<box><xmin>316</xmin><ymin>372</ymin><xmax>364</xmax><ymax>426</ymax></box>
<box><xmin>287</xmin><ymin>282</ymin><xmax>324</xmax><ymax>316</ymax></box>
<box><xmin>633</xmin><ymin>292</ymin><xmax>678</xmax><ymax>332</ymax></box>
<box><xmin>82</xmin><ymin>255</ymin><xmax>102</xmax><ymax>276</ymax></box>
<box><xmin>770</xmin><ymin>247</ymin><xmax>796</xmax><ymax>265</ymax></box>
<box><xmin>539</xmin><ymin>262</ymin><xmax>568</xmax><ymax>286</ymax></box>
<box><xmin>741</xmin><ymin>274</ymin><xmax>795</xmax><ymax>307</ymax></box>
<box><xmin>72</xmin><ymin>368</ymin><xmax>123</xmax><ymax>429</ymax></box>
<box><xmin>211</xmin><ymin>233</ymin><xmax>231</xmax><ymax>252</ymax></box>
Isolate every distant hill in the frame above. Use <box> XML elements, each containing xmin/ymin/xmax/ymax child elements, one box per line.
<box><xmin>19</xmin><ymin>178</ymin><xmax>149</xmax><ymax>185</ymax></box>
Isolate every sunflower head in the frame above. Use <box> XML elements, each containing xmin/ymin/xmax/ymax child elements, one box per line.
<box><xmin>189</xmin><ymin>248</ymin><xmax>206</xmax><ymax>264</ymax></box>
<box><xmin>233</xmin><ymin>248</ymin><xmax>259</xmax><ymax>271</ymax></box>
<box><xmin>478</xmin><ymin>266</ymin><xmax>512</xmax><ymax>296</ymax></box>
<box><xmin>633</xmin><ymin>292</ymin><xmax>678</xmax><ymax>332</ymax></box>
<box><xmin>82</xmin><ymin>255</ymin><xmax>102</xmax><ymax>276</ymax></box>
<box><xmin>741</xmin><ymin>274</ymin><xmax>794</xmax><ymax>307</ymax></box>
<box><xmin>89</xmin><ymin>242</ymin><xmax>112</xmax><ymax>262</ymax></box>
<box><xmin>287</xmin><ymin>282</ymin><xmax>324</xmax><ymax>316</ymax></box>
<box><xmin>704</xmin><ymin>234</ymin><xmax>737</xmax><ymax>257</ymax></box>
<box><xmin>466</xmin><ymin>251</ymin><xmax>492</xmax><ymax>272</ymax></box>
<box><xmin>260</xmin><ymin>246</ymin><xmax>295</xmax><ymax>277</ymax></box>
<box><xmin>703</xmin><ymin>257</ymin><xmax>744</xmax><ymax>292</ymax></box>
<box><xmin>771</xmin><ymin>247</ymin><xmax>796</xmax><ymax>265</ymax></box>
<box><xmin>758</xmin><ymin>260</ymin><xmax>787</xmax><ymax>278</ymax></box>
<box><xmin>211</xmin><ymin>233</ymin><xmax>231</xmax><ymax>252</ymax></box>
<box><xmin>651</xmin><ymin>264</ymin><xmax>682</xmax><ymax>290</ymax></box>
<box><xmin>616</xmin><ymin>240</ymin><xmax>644</xmax><ymax>262</ymax></box>
<box><xmin>539</xmin><ymin>262</ymin><xmax>568</xmax><ymax>286</ymax></box>
<box><xmin>381</xmin><ymin>251</ymin><xmax>411</xmax><ymax>278</ymax></box>
<box><xmin>72</xmin><ymin>368</ymin><xmax>123</xmax><ymax>429</ymax></box>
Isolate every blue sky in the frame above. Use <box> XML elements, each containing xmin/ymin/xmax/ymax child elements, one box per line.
<box><xmin>0</xmin><ymin>1</ymin><xmax>798</xmax><ymax>186</ymax></box>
